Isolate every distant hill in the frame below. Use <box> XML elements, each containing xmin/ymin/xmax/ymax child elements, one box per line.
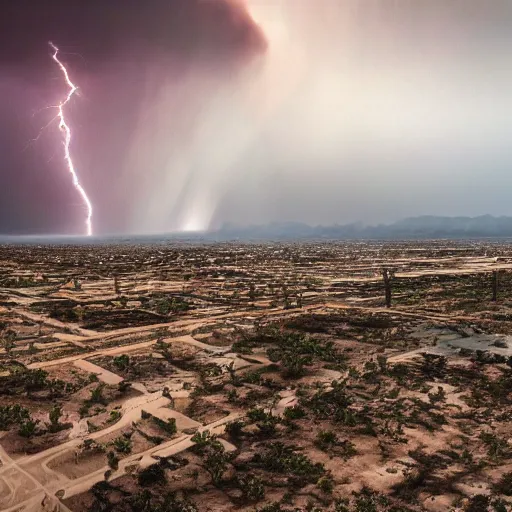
<box><xmin>4</xmin><ymin>216</ymin><xmax>512</xmax><ymax>243</ymax></box>
<box><xmin>215</xmin><ymin>216</ymin><xmax>512</xmax><ymax>240</ymax></box>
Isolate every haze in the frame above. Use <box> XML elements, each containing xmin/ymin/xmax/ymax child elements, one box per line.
<box><xmin>1</xmin><ymin>0</ymin><xmax>512</xmax><ymax>235</ymax></box>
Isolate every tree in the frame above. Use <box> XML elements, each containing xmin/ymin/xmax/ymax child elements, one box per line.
<box><xmin>317</xmin><ymin>475</ymin><xmax>334</xmax><ymax>494</ymax></box>
<box><xmin>203</xmin><ymin>441</ymin><xmax>231</xmax><ymax>487</ymax></box>
<box><xmin>494</xmin><ymin>471</ymin><xmax>512</xmax><ymax>496</ymax></box>
<box><xmin>282</xmin><ymin>284</ymin><xmax>291</xmax><ymax>309</ymax></box>
<box><xmin>420</xmin><ymin>353</ymin><xmax>446</xmax><ymax>378</ymax></box>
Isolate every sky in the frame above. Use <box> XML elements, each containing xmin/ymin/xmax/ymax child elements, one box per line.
<box><xmin>1</xmin><ymin>0</ymin><xmax>512</xmax><ymax>235</ymax></box>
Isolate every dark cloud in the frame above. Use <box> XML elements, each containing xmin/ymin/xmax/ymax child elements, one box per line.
<box><xmin>0</xmin><ymin>0</ymin><xmax>266</xmax><ymax>234</ymax></box>
<box><xmin>3</xmin><ymin>0</ymin><xmax>512</xmax><ymax>236</ymax></box>
<box><xmin>0</xmin><ymin>0</ymin><xmax>266</xmax><ymax>66</ymax></box>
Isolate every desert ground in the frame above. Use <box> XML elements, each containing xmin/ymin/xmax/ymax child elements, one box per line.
<box><xmin>0</xmin><ymin>240</ymin><xmax>511</xmax><ymax>512</ymax></box>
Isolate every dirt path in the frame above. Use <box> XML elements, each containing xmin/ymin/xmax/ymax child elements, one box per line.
<box><xmin>324</xmin><ymin>301</ymin><xmax>492</xmax><ymax>325</ymax></box>
<box><xmin>0</xmin><ymin>442</ymin><xmax>73</xmax><ymax>512</ymax></box>
<box><xmin>72</xmin><ymin>360</ymin><xmax>123</xmax><ymax>385</ymax></box>
<box><xmin>13</xmin><ymin>309</ymin><xmax>97</xmax><ymax>337</ymax></box>
<box><xmin>57</xmin><ymin>411</ymin><xmax>241</xmax><ymax>500</ymax></box>
<box><xmin>27</xmin><ymin>333</ymin><xmax>230</xmax><ymax>371</ymax></box>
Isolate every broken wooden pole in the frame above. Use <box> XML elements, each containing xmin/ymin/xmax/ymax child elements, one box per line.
<box><xmin>492</xmin><ymin>270</ymin><xmax>498</xmax><ymax>302</ymax></box>
<box><xmin>382</xmin><ymin>268</ymin><xmax>392</xmax><ymax>308</ymax></box>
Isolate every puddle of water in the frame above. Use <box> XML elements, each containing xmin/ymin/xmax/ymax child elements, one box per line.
<box><xmin>437</xmin><ymin>333</ymin><xmax>512</xmax><ymax>357</ymax></box>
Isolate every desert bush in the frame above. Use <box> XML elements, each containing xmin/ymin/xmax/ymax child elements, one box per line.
<box><xmin>89</xmin><ymin>383</ymin><xmax>107</xmax><ymax>405</ymax></box>
<box><xmin>19</xmin><ymin>419</ymin><xmax>39</xmax><ymax>438</ymax></box>
<box><xmin>151</xmin><ymin>416</ymin><xmax>177</xmax><ymax>436</ymax></box>
<box><xmin>428</xmin><ymin>386</ymin><xmax>446</xmax><ymax>404</ymax></box>
<box><xmin>300</xmin><ymin>381</ymin><xmax>356</xmax><ymax>425</ymax></box>
<box><xmin>191</xmin><ymin>430</ymin><xmax>216</xmax><ymax>453</ymax></box>
<box><xmin>247</xmin><ymin>408</ymin><xmax>278</xmax><ymax>438</ymax></box>
<box><xmin>420</xmin><ymin>354</ymin><xmax>446</xmax><ymax>378</ymax></box>
<box><xmin>126</xmin><ymin>489</ymin><xmax>198</xmax><ymax>512</ymax></box>
<box><xmin>0</xmin><ymin>367</ymin><xmax>53</xmax><ymax>396</ymax></box>
<box><xmin>203</xmin><ymin>440</ymin><xmax>232</xmax><ymax>486</ymax></box>
<box><xmin>107</xmin><ymin>410</ymin><xmax>122</xmax><ymax>424</ymax></box>
<box><xmin>256</xmin><ymin>503</ymin><xmax>284</xmax><ymax>512</ymax></box>
<box><xmin>138</xmin><ymin>462</ymin><xmax>166</xmax><ymax>487</ymax></box>
<box><xmin>480</xmin><ymin>432</ymin><xmax>511</xmax><ymax>459</ymax></box>
<box><xmin>317</xmin><ymin>475</ymin><xmax>334</xmax><ymax>494</ymax></box>
<box><xmin>47</xmin><ymin>405</ymin><xmax>71</xmax><ymax>433</ymax></box>
<box><xmin>0</xmin><ymin>404</ymin><xmax>30</xmax><ymax>430</ymax></box>
<box><xmin>113</xmin><ymin>354</ymin><xmax>130</xmax><ymax>371</ymax></box>
<box><xmin>493</xmin><ymin>472</ymin><xmax>512</xmax><ymax>496</ymax></box>
<box><xmin>315</xmin><ymin>430</ymin><xmax>337</xmax><ymax>451</ymax></box>
<box><xmin>237</xmin><ymin>474</ymin><xmax>265</xmax><ymax>502</ymax></box>
<box><xmin>352</xmin><ymin>487</ymin><xmax>390</xmax><ymax>512</ymax></box>
<box><xmin>253</xmin><ymin>442</ymin><xmax>325</xmax><ymax>485</ymax></box>
<box><xmin>106</xmin><ymin>451</ymin><xmax>119</xmax><ymax>470</ymax></box>
<box><xmin>247</xmin><ymin>408</ymin><xmax>269</xmax><ymax>422</ymax></box>
<box><xmin>283</xmin><ymin>405</ymin><xmax>306</xmax><ymax>420</ymax></box>
<box><xmin>226</xmin><ymin>419</ymin><xmax>245</xmax><ymax>439</ymax></box>
<box><xmin>112</xmin><ymin>435</ymin><xmax>132</xmax><ymax>454</ymax></box>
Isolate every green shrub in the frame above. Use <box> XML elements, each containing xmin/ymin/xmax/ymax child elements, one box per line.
<box><xmin>113</xmin><ymin>354</ymin><xmax>130</xmax><ymax>371</ymax></box>
<box><xmin>226</xmin><ymin>420</ymin><xmax>245</xmax><ymax>439</ymax></box>
<box><xmin>253</xmin><ymin>442</ymin><xmax>325</xmax><ymax>485</ymax></box>
<box><xmin>0</xmin><ymin>404</ymin><xmax>30</xmax><ymax>430</ymax></box>
<box><xmin>315</xmin><ymin>430</ymin><xmax>337</xmax><ymax>451</ymax></box>
<box><xmin>317</xmin><ymin>475</ymin><xmax>334</xmax><ymax>494</ymax></box>
<box><xmin>19</xmin><ymin>419</ymin><xmax>39</xmax><ymax>438</ymax></box>
<box><xmin>112</xmin><ymin>435</ymin><xmax>132</xmax><ymax>454</ymax></box>
<box><xmin>494</xmin><ymin>472</ymin><xmax>512</xmax><ymax>495</ymax></box>
<box><xmin>191</xmin><ymin>430</ymin><xmax>216</xmax><ymax>453</ymax></box>
<box><xmin>107</xmin><ymin>451</ymin><xmax>119</xmax><ymax>470</ymax></box>
<box><xmin>152</xmin><ymin>416</ymin><xmax>177</xmax><ymax>436</ymax></box>
<box><xmin>283</xmin><ymin>405</ymin><xmax>306</xmax><ymax>420</ymax></box>
<box><xmin>237</xmin><ymin>474</ymin><xmax>265</xmax><ymax>502</ymax></box>
<box><xmin>203</xmin><ymin>441</ymin><xmax>232</xmax><ymax>486</ymax></box>
<box><xmin>89</xmin><ymin>384</ymin><xmax>106</xmax><ymax>405</ymax></box>
<box><xmin>107</xmin><ymin>410</ymin><xmax>122</xmax><ymax>424</ymax></box>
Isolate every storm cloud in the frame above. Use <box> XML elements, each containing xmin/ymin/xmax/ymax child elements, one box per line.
<box><xmin>1</xmin><ymin>1</ymin><xmax>512</xmax><ymax>235</ymax></box>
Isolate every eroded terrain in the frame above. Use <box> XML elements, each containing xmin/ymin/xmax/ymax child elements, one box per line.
<box><xmin>0</xmin><ymin>241</ymin><xmax>512</xmax><ymax>512</ymax></box>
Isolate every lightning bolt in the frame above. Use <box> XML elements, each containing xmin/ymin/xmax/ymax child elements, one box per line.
<box><xmin>49</xmin><ymin>42</ymin><xmax>93</xmax><ymax>236</ymax></box>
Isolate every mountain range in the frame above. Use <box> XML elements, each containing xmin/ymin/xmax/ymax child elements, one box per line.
<box><xmin>214</xmin><ymin>216</ymin><xmax>512</xmax><ymax>240</ymax></box>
